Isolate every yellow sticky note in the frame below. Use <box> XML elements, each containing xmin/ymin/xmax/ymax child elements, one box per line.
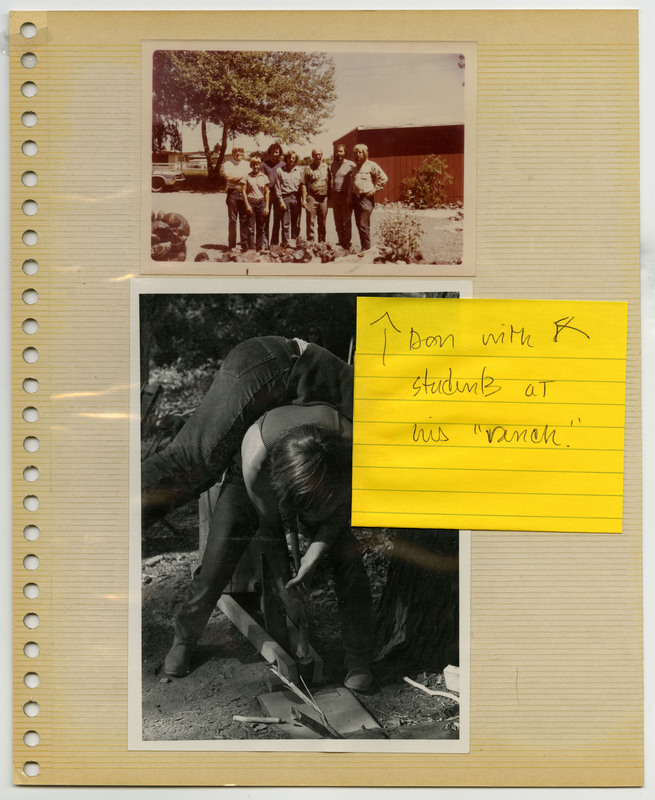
<box><xmin>353</xmin><ymin>297</ymin><xmax>627</xmax><ymax>533</ymax></box>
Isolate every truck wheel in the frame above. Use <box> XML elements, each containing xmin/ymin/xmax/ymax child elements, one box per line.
<box><xmin>151</xmin><ymin>176</ymin><xmax>166</xmax><ymax>192</ymax></box>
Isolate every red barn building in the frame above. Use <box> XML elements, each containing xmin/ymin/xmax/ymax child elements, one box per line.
<box><xmin>332</xmin><ymin>124</ymin><xmax>464</xmax><ymax>205</ymax></box>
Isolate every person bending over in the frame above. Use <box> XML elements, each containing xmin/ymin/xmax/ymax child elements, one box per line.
<box><xmin>141</xmin><ymin>336</ymin><xmax>354</xmax><ymax>530</ymax></box>
<box><xmin>164</xmin><ymin>404</ymin><xmax>374</xmax><ymax>692</ymax></box>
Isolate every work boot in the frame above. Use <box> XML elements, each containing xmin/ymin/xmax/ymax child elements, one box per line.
<box><xmin>343</xmin><ymin>653</ymin><xmax>373</xmax><ymax>693</ymax></box>
<box><xmin>164</xmin><ymin>636</ymin><xmax>194</xmax><ymax>677</ymax></box>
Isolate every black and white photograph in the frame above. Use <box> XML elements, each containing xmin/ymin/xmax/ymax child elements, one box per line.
<box><xmin>145</xmin><ymin>42</ymin><xmax>476</xmax><ymax>275</ymax></box>
<box><xmin>131</xmin><ymin>282</ymin><xmax>469</xmax><ymax>750</ymax></box>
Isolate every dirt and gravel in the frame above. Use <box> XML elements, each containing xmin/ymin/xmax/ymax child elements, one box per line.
<box><xmin>141</xmin><ymin>505</ymin><xmax>460</xmax><ymax>743</ymax></box>
<box><xmin>150</xmin><ymin>189</ymin><xmax>464</xmax><ymax>267</ymax></box>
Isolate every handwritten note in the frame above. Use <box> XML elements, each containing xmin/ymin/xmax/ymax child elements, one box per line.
<box><xmin>352</xmin><ymin>297</ymin><xmax>627</xmax><ymax>533</ymax></box>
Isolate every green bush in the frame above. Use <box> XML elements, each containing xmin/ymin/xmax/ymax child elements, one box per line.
<box><xmin>400</xmin><ymin>154</ymin><xmax>453</xmax><ymax>209</ymax></box>
<box><xmin>377</xmin><ymin>203</ymin><xmax>424</xmax><ymax>263</ymax></box>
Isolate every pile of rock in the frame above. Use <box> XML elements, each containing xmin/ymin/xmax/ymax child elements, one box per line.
<box><xmin>151</xmin><ymin>211</ymin><xmax>190</xmax><ymax>261</ymax></box>
<box><xmin>193</xmin><ymin>237</ymin><xmax>426</xmax><ymax>265</ymax></box>
<box><xmin>195</xmin><ymin>237</ymin><xmax>352</xmax><ymax>264</ymax></box>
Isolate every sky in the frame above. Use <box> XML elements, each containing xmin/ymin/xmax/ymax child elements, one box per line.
<box><xmin>180</xmin><ymin>49</ymin><xmax>467</xmax><ymax>158</ymax></box>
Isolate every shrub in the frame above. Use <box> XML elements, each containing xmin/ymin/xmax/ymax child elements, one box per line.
<box><xmin>400</xmin><ymin>154</ymin><xmax>453</xmax><ymax>209</ymax></box>
<box><xmin>377</xmin><ymin>203</ymin><xmax>424</xmax><ymax>263</ymax></box>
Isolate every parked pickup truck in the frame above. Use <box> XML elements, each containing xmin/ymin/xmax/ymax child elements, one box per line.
<box><xmin>151</xmin><ymin>164</ymin><xmax>185</xmax><ymax>192</ymax></box>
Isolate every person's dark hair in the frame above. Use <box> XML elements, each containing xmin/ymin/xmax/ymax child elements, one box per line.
<box><xmin>304</xmin><ymin>324</ymin><xmax>325</xmax><ymax>347</ymax></box>
<box><xmin>269</xmin><ymin>424</ymin><xmax>351</xmax><ymax>516</ymax></box>
<box><xmin>267</xmin><ymin>141</ymin><xmax>283</xmax><ymax>158</ymax></box>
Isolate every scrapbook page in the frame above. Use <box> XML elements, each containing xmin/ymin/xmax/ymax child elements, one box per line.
<box><xmin>10</xmin><ymin>7</ymin><xmax>643</xmax><ymax>788</ymax></box>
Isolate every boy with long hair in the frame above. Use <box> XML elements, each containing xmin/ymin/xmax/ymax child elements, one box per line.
<box><xmin>164</xmin><ymin>404</ymin><xmax>374</xmax><ymax>692</ymax></box>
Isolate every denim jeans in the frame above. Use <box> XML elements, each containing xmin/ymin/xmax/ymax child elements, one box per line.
<box><xmin>173</xmin><ymin>459</ymin><xmax>374</xmax><ymax>661</ymax></box>
<box><xmin>331</xmin><ymin>192</ymin><xmax>352</xmax><ymax>249</ymax></box>
<box><xmin>245</xmin><ymin>199</ymin><xmax>267</xmax><ymax>250</ymax></box>
<box><xmin>265</xmin><ymin>192</ymin><xmax>283</xmax><ymax>247</ymax></box>
<box><xmin>280</xmin><ymin>193</ymin><xmax>301</xmax><ymax>242</ymax></box>
<box><xmin>305</xmin><ymin>194</ymin><xmax>328</xmax><ymax>242</ymax></box>
<box><xmin>226</xmin><ymin>189</ymin><xmax>247</xmax><ymax>250</ymax></box>
<box><xmin>353</xmin><ymin>195</ymin><xmax>375</xmax><ymax>251</ymax></box>
<box><xmin>141</xmin><ymin>336</ymin><xmax>354</xmax><ymax>528</ymax></box>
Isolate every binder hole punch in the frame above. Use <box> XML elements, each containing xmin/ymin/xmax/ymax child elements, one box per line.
<box><xmin>22</xmin><ymin>140</ymin><xmax>37</xmax><ymax>156</ymax></box>
<box><xmin>22</xmin><ymin>288</ymin><xmax>38</xmax><ymax>304</ymax></box>
<box><xmin>23</xmin><ymin>701</ymin><xmax>39</xmax><ymax>718</ymax></box>
<box><xmin>22</xmin><ymin>172</ymin><xmax>38</xmax><ymax>188</ymax></box>
<box><xmin>22</xmin><ymin>378</ymin><xmax>39</xmax><ymax>393</ymax></box>
<box><xmin>22</xmin><ymin>259</ymin><xmax>38</xmax><ymax>275</ymax></box>
<box><xmin>20</xmin><ymin>52</ymin><xmax>37</xmax><ymax>69</ymax></box>
<box><xmin>23</xmin><ymin>613</ymin><xmax>39</xmax><ymax>630</ymax></box>
<box><xmin>22</xmin><ymin>347</ymin><xmax>39</xmax><ymax>364</ymax></box>
<box><xmin>23</xmin><ymin>466</ymin><xmax>39</xmax><ymax>482</ymax></box>
<box><xmin>22</xmin><ymin>762</ymin><xmax>40</xmax><ymax>778</ymax></box>
<box><xmin>23</xmin><ymin>525</ymin><xmax>40</xmax><ymax>541</ymax></box>
<box><xmin>23</xmin><ymin>554</ymin><xmax>39</xmax><ymax>571</ymax></box>
<box><xmin>21</xmin><ymin>111</ymin><xmax>37</xmax><ymax>128</ymax></box>
<box><xmin>22</xmin><ymin>199</ymin><xmax>38</xmax><ymax>216</ymax></box>
<box><xmin>23</xmin><ymin>642</ymin><xmax>39</xmax><ymax>658</ymax></box>
<box><xmin>23</xmin><ymin>731</ymin><xmax>39</xmax><ymax>747</ymax></box>
<box><xmin>23</xmin><ymin>495</ymin><xmax>40</xmax><ymax>512</ymax></box>
<box><xmin>22</xmin><ymin>230</ymin><xmax>38</xmax><ymax>246</ymax></box>
<box><xmin>22</xmin><ymin>407</ymin><xmax>39</xmax><ymax>422</ymax></box>
<box><xmin>22</xmin><ymin>318</ymin><xmax>39</xmax><ymax>334</ymax></box>
<box><xmin>21</xmin><ymin>81</ymin><xmax>37</xmax><ymax>98</ymax></box>
<box><xmin>20</xmin><ymin>22</ymin><xmax>37</xmax><ymax>39</ymax></box>
<box><xmin>24</xmin><ymin>673</ymin><xmax>40</xmax><ymax>689</ymax></box>
<box><xmin>23</xmin><ymin>583</ymin><xmax>40</xmax><ymax>600</ymax></box>
<box><xmin>23</xmin><ymin>437</ymin><xmax>40</xmax><ymax>453</ymax></box>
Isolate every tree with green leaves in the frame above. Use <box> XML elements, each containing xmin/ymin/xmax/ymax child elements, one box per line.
<box><xmin>152</xmin><ymin>49</ymin><xmax>336</xmax><ymax>183</ymax></box>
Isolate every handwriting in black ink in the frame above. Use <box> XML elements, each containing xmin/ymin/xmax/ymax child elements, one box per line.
<box><xmin>412</xmin><ymin>366</ymin><xmax>502</xmax><ymax>398</ymax></box>
<box><xmin>411</xmin><ymin>423</ymin><xmax>449</xmax><ymax>444</ymax></box>
<box><xmin>370</xmin><ymin>311</ymin><xmax>402</xmax><ymax>366</ymax></box>
<box><xmin>553</xmin><ymin>316</ymin><xmax>590</xmax><ymax>343</ymax></box>
<box><xmin>524</xmin><ymin>380</ymin><xmax>555</xmax><ymax>397</ymax></box>
<box><xmin>409</xmin><ymin>327</ymin><xmax>455</xmax><ymax>350</ymax></box>
<box><xmin>481</xmin><ymin>324</ymin><xmax>534</xmax><ymax>347</ymax></box>
<box><xmin>474</xmin><ymin>424</ymin><xmax>561</xmax><ymax>447</ymax></box>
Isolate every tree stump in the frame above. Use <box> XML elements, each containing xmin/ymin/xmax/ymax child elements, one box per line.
<box><xmin>375</xmin><ymin>528</ymin><xmax>459</xmax><ymax>672</ymax></box>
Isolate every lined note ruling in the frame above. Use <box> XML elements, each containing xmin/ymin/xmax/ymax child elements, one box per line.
<box><xmin>352</xmin><ymin>297</ymin><xmax>627</xmax><ymax>533</ymax></box>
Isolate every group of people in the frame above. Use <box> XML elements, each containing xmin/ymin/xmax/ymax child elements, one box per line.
<box><xmin>220</xmin><ymin>142</ymin><xmax>388</xmax><ymax>254</ymax></box>
<box><xmin>142</xmin><ymin>336</ymin><xmax>375</xmax><ymax>693</ymax></box>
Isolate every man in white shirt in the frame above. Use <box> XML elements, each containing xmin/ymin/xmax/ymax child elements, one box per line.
<box><xmin>220</xmin><ymin>145</ymin><xmax>251</xmax><ymax>250</ymax></box>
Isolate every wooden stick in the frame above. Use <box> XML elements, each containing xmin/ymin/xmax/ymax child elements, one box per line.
<box><xmin>232</xmin><ymin>715</ymin><xmax>283</xmax><ymax>724</ymax></box>
<box><xmin>403</xmin><ymin>676</ymin><xmax>460</xmax><ymax>702</ymax></box>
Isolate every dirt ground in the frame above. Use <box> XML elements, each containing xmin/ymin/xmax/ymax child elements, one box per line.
<box><xmin>142</xmin><ymin>504</ymin><xmax>460</xmax><ymax>743</ymax></box>
<box><xmin>151</xmin><ymin>189</ymin><xmax>464</xmax><ymax>266</ymax></box>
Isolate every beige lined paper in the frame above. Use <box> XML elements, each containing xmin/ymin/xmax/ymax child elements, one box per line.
<box><xmin>11</xmin><ymin>9</ymin><xmax>641</xmax><ymax>787</ymax></box>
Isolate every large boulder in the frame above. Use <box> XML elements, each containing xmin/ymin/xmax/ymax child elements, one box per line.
<box><xmin>151</xmin><ymin>212</ymin><xmax>190</xmax><ymax>261</ymax></box>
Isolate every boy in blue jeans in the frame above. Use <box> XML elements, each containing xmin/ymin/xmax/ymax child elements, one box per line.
<box><xmin>241</xmin><ymin>156</ymin><xmax>270</xmax><ymax>251</ymax></box>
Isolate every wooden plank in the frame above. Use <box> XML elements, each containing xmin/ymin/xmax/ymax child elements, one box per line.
<box><xmin>218</xmin><ymin>595</ymin><xmax>300</xmax><ymax>683</ymax></box>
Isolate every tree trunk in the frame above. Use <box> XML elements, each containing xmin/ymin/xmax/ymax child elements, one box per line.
<box><xmin>202</xmin><ymin>119</ymin><xmax>230</xmax><ymax>185</ymax></box>
<box><xmin>376</xmin><ymin>529</ymin><xmax>459</xmax><ymax>672</ymax></box>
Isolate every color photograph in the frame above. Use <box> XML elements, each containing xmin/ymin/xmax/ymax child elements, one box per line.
<box><xmin>145</xmin><ymin>42</ymin><xmax>475</xmax><ymax>275</ymax></box>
